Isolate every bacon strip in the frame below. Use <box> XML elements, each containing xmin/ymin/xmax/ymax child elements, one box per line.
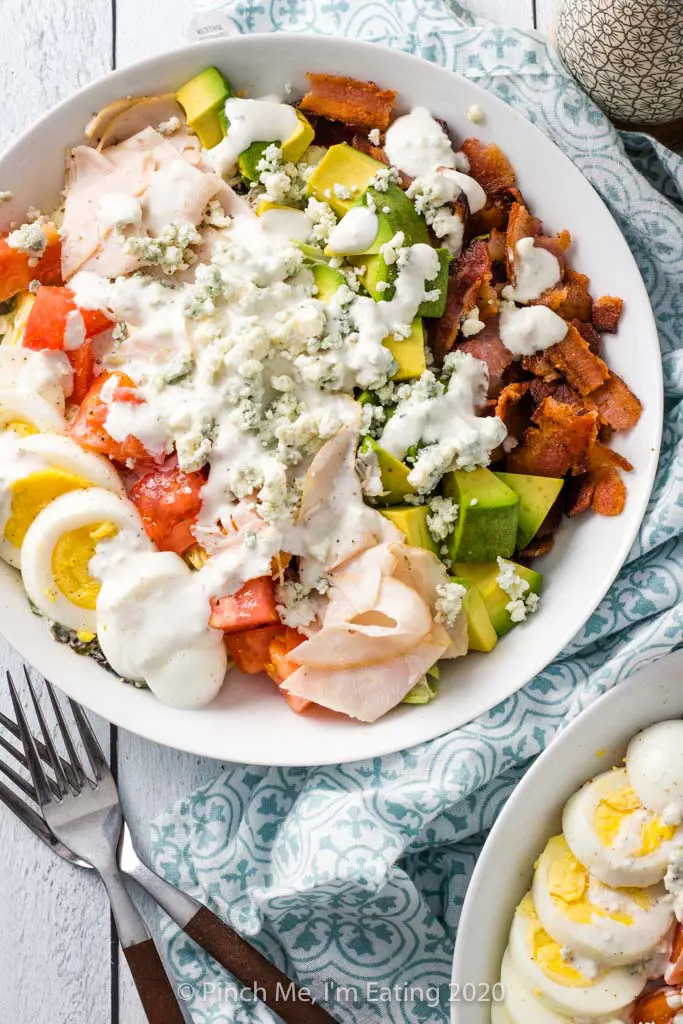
<box><xmin>458</xmin><ymin>317</ymin><xmax>514</xmax><ymax>398</ymax></box>
<box><xmin>507</xmin><ymin>397</ymin><xmax>599</xmax><ymax>477</ymax></box>
<box><xmin>431</xmin><ymin>240</ymin><xmax>492</xmax><ymax>362</ymax></box>
<box><xmin>495</xmin><ymin>382</ymin><xmax>530</xmax><ymax>438</ymax></box>
<box><xmin>462</xmin><ymin>138</ymin><xmax>517</xmax><ymax>195</ymax></box>
<box><xmin>535</xmin><ymin>268</ymin><xmax>593</xmax><ymax>322</ymax></box>
<box><xmin>546</xmin><ymin>323</ymin><xmax>609</xmax><ymax>396</ymax></box>
<box><xmin>592</xmin><ymin>295</ymin><xmax>624</xmax><ymax>333</ymax></box>
<box><xmin>589</xmin><ymin>443</ymin><xmax>631</xmax><ymax>516</ymax></box>
<box><xmin>300</xmin><ymin>73</ymin><xmax>396</xmax><ymax>130</ymax></box>
<box><xmin>586</xmin><ymin>372</ymin><xmax>642</xmax><ymax>431</ymax></box>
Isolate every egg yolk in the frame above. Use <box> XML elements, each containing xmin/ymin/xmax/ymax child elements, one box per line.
<box><xmin>594</xmin><ymin>786</ymin><xmax>675</xmax><ymax>856</ymax></box>
<box><xmin>5</xmin><ymin>469</ymin><xmax>92</xmax><ymax>549</ymax></box>
<box><xmin>51</xmin><ymin>521</ymin><xmax>117</xmax><ymax>609</ymax></box>
<box><xmin>6</xmin><ymin>420</ymin><xmax>38</xmax><ymax>437</ymax></box>
<box><xmin>519</xmin><ymin>895</ymin><xmax>596</xmax><ymax>987</ymax></box>
<box><xmin>544</xmin><ymin>836</ymin><xmax>649</xmax><ymax>926</ymax></box>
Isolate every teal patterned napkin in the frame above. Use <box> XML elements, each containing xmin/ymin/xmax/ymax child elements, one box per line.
<box><xmin>150</xmin><ymin>4</ymin><xmax>683</xmax><ymax>1021</ymax></box>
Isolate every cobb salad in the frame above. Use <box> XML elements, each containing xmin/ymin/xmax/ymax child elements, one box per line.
<box><xmin>495</xmin><ymin>720</ymin><xmax>683</xmax><ymax>1024</ymax></box>
<box><xmin>0</xmin><ymin>68</ymin><xmax>641</xmax><ymax>718</ymax></box>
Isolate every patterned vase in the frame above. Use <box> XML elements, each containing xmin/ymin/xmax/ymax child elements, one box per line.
<box><xmin>555</xmin><ymin>0</ymin><xmax>683</xmax><ymax>124</ymax></box>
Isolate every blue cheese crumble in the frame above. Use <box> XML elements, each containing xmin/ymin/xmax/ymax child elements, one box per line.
<box><xmin>124</xmin><ymin>221</ymin><xmax>201</xmax><ymax>274</ymax></box>
<box><xmin>427</xmin><ymin>495</ymin><xmax>459</xmax><ymax>542</ymax></box>
<box><xmin>496</xmin><ymin>557</ymin><xmax>539</xmax><ymax>623</ymax></box>
<box><xmin>6</xmin><ymin>221</ymin><xmax>47</xmax><ymax>256</ymax></box>
<box><xmin>435</xmin><ymin>581</ymin><xmax>466</xmax><ymax>627</ymax></box>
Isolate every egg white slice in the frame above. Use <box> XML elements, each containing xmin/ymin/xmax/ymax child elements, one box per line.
<box><xmin>627</xmin><ymin>722</ymin><xmax>683</xmax><ymax>821</ymax></box>
<box><xmin>97</xmin><ymin>551</ymin><xmax>227</xmax><ymax>709</ymax></box>
<box><xmin>563</xmin><ymin>768</ymin><xmax>683</xmax><ymax>888</ymax></box>
<box><xmin>533</xmin><ymin>835</ymin><xmax>674</xmax><ymax>967</ymax></box>
<box><xmin>491</xmin><ymin>1003</ymin><xmax>513</xmax><ymax>1024</ymax></box>
<box><xmin>0</xmin><ymin>348</ymin><xmax>73</xmax><ymax>411</ymax></box>
<box><xmin>0</xmin><ymin>389</ymin><xmax>66</xmax><ymax>434</ymax></box>
<box><xmin>500</xmin><ymin>949</ymin><xmax>573</xmax><ymax>1024</ymax></box>
<box><xmin>21</xmin><ymin>487</ymin><xmax>150</xmax><ymax>633</ymax></box>
<box><xmin>0</xmin><ymin>434</ymin><xmax>125</xmax><ymax>568</ymax></box>
<box><xmin>509</xmin><ymin>894</ymin><xmax>645</xmax><ymax>1018</ymax></box>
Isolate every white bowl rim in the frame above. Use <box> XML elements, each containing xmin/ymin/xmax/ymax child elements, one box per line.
<box><xmin>0</xmin><ymin>33</ymin><xmax>664</xmax><ymax>766</ymax></box>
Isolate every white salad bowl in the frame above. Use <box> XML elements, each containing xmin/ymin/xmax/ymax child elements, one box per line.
<box><xmin>0</xmin><ymin>35</ymin><xmax>663</xmax><ymax>766</ymax></box>
<box><xmin>450</xmin><ymin>649</ymin><xmax>683</xmax><ymax>1023</ymax></box>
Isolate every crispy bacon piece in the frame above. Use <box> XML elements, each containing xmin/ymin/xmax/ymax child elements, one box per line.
<box><xmin>586</xmin><ymin>372</ymin><xmax>642</xmax><ymax>431</ymax></box>
<box><xmin>495</xmin><ymin>382</ymin><xmax>530</xmax><ymax>438</ymax></box>
<box><xmin>535</xmin><ymin>268</ymin><xmax>593</xmax><ymax>322</ymax></box>
<box><xmin>505</xmin><ymin>201</ymin><xmax>570</xmax><ymax>282</ymax></box>
<box><xmin>462</xmin><ymin>138</ymin><xmax>516</xmax><ymax>195</ymax></box>
<box><xmin>572</xmin><ymin>318</ymin><xmax>601</xmax><ymax>355</ymax></box>
<box><xmin>566</xmin><ymin>474</ymin><xmax>595</xmax><ymax>517</ymax></box>
<box><xmin>518</xmin><ymin>535</ymin><xmax>555</xmax><ymax>559</ymax></box>
<box><xmin>592</xmin><ymin>295</ymin><xmax>624</xmax><ymax>333</ymax></box>
<box><xmin>507</xmin><ymin>397</ymin><xmax>599</xmax><ymax>477</ymax></box>
<box><xmin>528</xmin><ymin>378</ymin><xmax>582</xmax><ymax>408</ymax></box>
<box><xmin>523</xmin><ymin>350</ymin><xmax>560</xmax><ymax>381</ymax></box>
<box><xmin>459</xmin><ymin>317</ymin><xmax>514</xmax><ymax>398</ymax></box>
<box><xmin>487</xmin><ymin>229</ymin><xmax>506</xmax><ymax>263</ymax></box>
<box><xmin>431</xmin><ymin>240</ymin><xmax>492</xmax><ymax>362</ymax></box>
<box><xmin>546</xmin><ymin>323</ymin><xmax>609</xmax><ymax>396</ymax></box>
<box><xmin>589</xmin><ymin>443</ymin><xmax>632</xmax><ymax>516</ymax></box>
<box><xmin>300</xmin><ymin>73</ymin><xmax>396</xmax><ymax>130</ymax></box>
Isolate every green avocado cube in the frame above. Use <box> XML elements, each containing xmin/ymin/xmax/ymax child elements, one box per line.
<box><xmin>306</xmin><ymin>143</ymin><xmax>385</xmax><ymax>215</ymax></box>
<box><xmin>443</xmin><ymin>468</ymin><xmax>519</xmax><ymax>563</ymax></box>
<box><xmin>418</xmin><ymin>248</ymin><xmax>451</xmax><ymax>319</ymax></box>
<box><xmin>312</xmin><ymin>262</ymin><xmax>346</xmax><ymax>303</ymax></box>
<box><xmin>238</xmin><ymin>140</ymin><xmax>271</xmax><ymax>183</ymax></box>
<box><xmin>176</xmin><ymin>66</ymin><xmax>234</xmax><ymax>149</ymax></box>
<box><xmin>453</xmin><ymin>561</ymin><xmax>543</xmax><ymax>636</ymax></box>
<box><xmin>360</xmin><ymin>437</ymin><xmax>415</xmax><ymax>506</ymax></box>
<box><xmin>383</xmin><ymin>318</ymin><xmax>426</xmax><ymax>381</ymax></box>
<box><xmin>380</xmin><ymin>505</ymin><xmax>438</xmax><ymax>554</ymax></box>
<box><xmin>494</xmin><ymin>472</ymin><xmax>564</xmax><ymax>552</ymax></box>
<box><xmin>451</xmin><ymin>575</ymin><xmax>498</xmax><ymax>652</ymax></box>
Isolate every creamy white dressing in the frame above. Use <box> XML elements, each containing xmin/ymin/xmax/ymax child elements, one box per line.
<box><xmin>384</xmin><ymin>107</ymin><xmax>468</xmax><ymax>178</ymax></box>
<box><xmin>502</xmin><ymin>236</ymin><xmax>562</xmax><ymax>303</ymax></box>
<box><xmin>403</xmin><ymin>148</ymin><xmax>486</xmax><ymax>257</ymax></box>
<box><xmin>0</xmin><ymin>347</ymin><xmax>72</xmax><ymax>408</ymax></box>
<box><xmin>207</xmin><ymin>97</ymin><xmax>299</xmax><ymax>176</ymax></box>
<box><xmin>63</xmin><ymin>310</ymin><xmax>86</xmax><ymax>351</ymax></box>
<box><xmin>98</xmin><ymin>192</ymin><xmax>143</xmax><ymax>231</ymax></box>
<box><xmin>257</xmin><ymin>207</ymin><xmax>312</xmax><ymax>241</ymax></box>
<box><xmin>499</xmin><ymin>302</ymin><xmax>568</xmax><ymax>357</ymax></box>
<box><xmin>326</xmin><ymin>206</ymin><xmax>379</xmax><ymax>255</ymax></box>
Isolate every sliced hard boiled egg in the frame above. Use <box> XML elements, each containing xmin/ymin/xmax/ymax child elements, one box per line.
<box><xmin>0</xmin><ymin>389</ymin><xmax>66</xmax><ymax>435</ymax></box>
<box><xmin>500</xmin><ymin>949</ymin><xmax>573</xmax><ymax>1024</ymax></box>
<box><xmin>0</xmin><ymin>348</ymin><xmax>73</xmax><ymax>411</ymax></box>
<box><xmin>533</xmin><ymin>834</ymin><xmax>673</xmax><ymax>967</ymax></box>
<box><xmin>0</xmin><ymin>433</ymin><xmax>124</xmax><ymax>567</ymax></box>
<box><xmin>97</xmin><ymin>551</ymin><xmax>227</xmax><ymax>709</ymax></box>
<box><xmin>20</xmin><ymin>487</ymin><xmax>150</xmax><ymax>634</ymax></box>
<box><xmin>509</xmin><ymin>894</ymin><xmax>645</xmax><ymax>1018</ymax></box>
<box><xmin>563</xmin><ymin>768</ymin><xmax>682</xmax><ymax>888</ymax></box>
<box><xmin>627</xmin><ymin>722</ymin><xmax>683</xmax><ymax>822</ymax></box>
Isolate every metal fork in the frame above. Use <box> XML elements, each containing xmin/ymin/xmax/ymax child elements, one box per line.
<box><xmin>6</xmin><ymin>669</ymin><xmax>189</xmax><ymax>1024</ymax></box>
<box><xmin>1</xmin><ymin>670</ymin><xmax>337</xmax><ymax>1024</ymax></box>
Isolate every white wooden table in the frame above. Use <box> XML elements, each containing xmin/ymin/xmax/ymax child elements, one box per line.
<box><xmin>0</xmin><ymin>1</ymin><xmax>558</xmax><ymax>1020</ymax></box>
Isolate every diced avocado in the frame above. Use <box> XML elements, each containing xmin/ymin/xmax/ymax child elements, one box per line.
<box><xmin>354</xmin><ymin>251</ymin><xmax>393</xmax><ymax>300</ymax></box>
<box><xmin>281</xmin><ymin>109</ymin><xmax>315</xmax><ymax>164</ymax></box>
<box><xmin>383</xmin><ymin>318</ymin><xmax>426</xmax><ymax>381</ymax></box>
<box><xmin>295</xmin><ymin>241</ymin><xmax>329</xmax><ymax>265</ymax></box>
<box><xmin>238</xmin><ymin>140</ymin><xmax>271</xmax><ymax>183</ymax></box>
<box><xmin>360</xmin><ymin>437</ymin><xmax>415</xmax><ymax>506</ymax></box>
<box><xmin>176</xmin><ymin>66</ymin><xmax>234</xmax><ymax>149</ymax></box>
<box><xmin>306</xmin><ymin>143</ymin><xmax>385</xmax><ymax>215</ymax></box>
<box><xmin>494</xmin><ymin>472</ymin><xmax>564</xmax><ymax>552</ymax></box>
<box><xmin>443</xmin><ymin>468</ymin><xmax>519</xmax><ymax>563</ymax></box>
<box><xmin>451</xmin><ymin>575</ymin><xmax>498</xmax><ymax>652</ymax></box>
<box><xmin>350</xmin><ymin>184</ymin><xmax>432</xmax><ymax>299</ymax></box>
<box><xmin>380</xmin><ymin>505</ymin><xmax>438</xmax><ymax>554</ymax></box>
<box><xmin>418</xmin><ymin>248</ymin><xmax>451</xmax><ymax>319</ymax></box>
<box><xmin>313</xmin><ymin>263</ymin><xmax>345</xmax><ymax>303</ymax></box>
<box><xmin>453</xmin><ymin>561</ymin><xmax>543</xmax><ymax>637</ymax></box>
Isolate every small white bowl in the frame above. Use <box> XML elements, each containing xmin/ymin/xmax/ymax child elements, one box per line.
<box><xmin>451</xmin><ymin>648</ymin><xmax>683</xmax><ymax>1023</ymax></box>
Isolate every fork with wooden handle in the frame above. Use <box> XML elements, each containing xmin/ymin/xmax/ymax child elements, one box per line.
<box><xmin>1</xmin><ymin>669</ymin><xmax>337</xmax><ymax>1024</ymax></box>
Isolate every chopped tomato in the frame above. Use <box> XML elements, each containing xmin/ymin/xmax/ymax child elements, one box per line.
<box><xmin>209</xmin><ymin>577</ymin><xmax>280</xmax><ymax>634</ymax></box>
<box><xmin>68</xmin><ymin>339</ymin><xmax>96</xmax><ymax>406</ymax></box>
<box><xmin>265</xmin><ymin>628</ymin><xmax>311</xmax><ymax>713</ymax></box>
<box><xmin>130</xmin><ymin>465</ymin><xmax>205</xmax><ymax>554</ymax></box>
<box><xmin>70</xmin><ymin>371</ymin><xmax>153</xmax><ymax>465</ymax></box>
<box><xmin>632</xmin><ymin>985</ymin><xmax>682</xmax><ymax>1023</ymax></box>
<box><xmin>23</xmin><ymin>285</ymin><xmax>111</xmax><ymax>351</ymax></box>
<box><xmin>0</xmin><ymin>224</ymin><xmax>62</xmax><ymax>303</ymax></box>
<box><xmin>667</xmin><ymin>924</ymin><xmax>683</xmax><ymax>985</ymax></box>
<box><xmin>225</xmin><ymin>625</ymin><xmax>282</xmax><ymax>675</ymax></box>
